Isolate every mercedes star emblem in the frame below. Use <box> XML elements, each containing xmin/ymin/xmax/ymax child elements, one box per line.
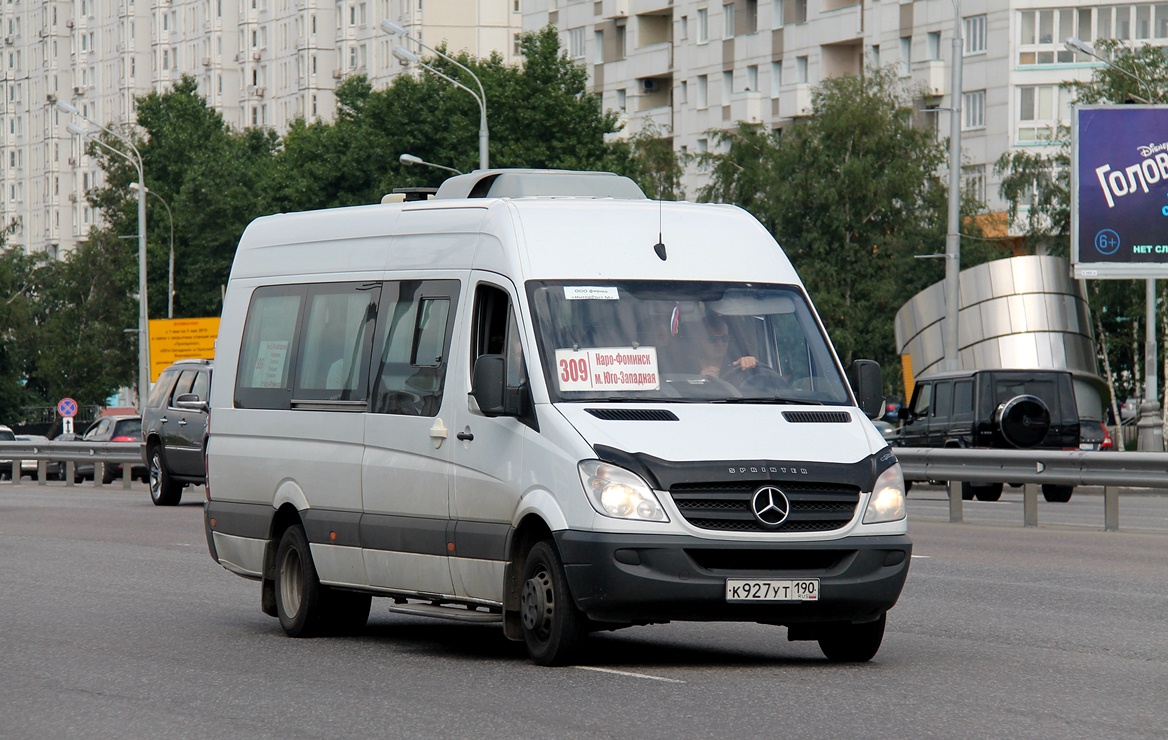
<box><xmin>751</xmin><ymin>485</ymin><xmax>791</xmax><ymax>526</ymax></box>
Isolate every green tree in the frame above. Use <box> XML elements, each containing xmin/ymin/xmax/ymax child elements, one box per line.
<box><xmin>0</xmin><ymin>221</ymin><xmax>44</xmax><ymax>421</ymax></box>
<box><xmin>698</xmin><ymin>68</ymin><xmax>999</xmax><ymax>388</ymax></box>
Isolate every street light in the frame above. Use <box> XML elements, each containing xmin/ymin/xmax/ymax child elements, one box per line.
<box><xmin>381</xmin><ymin>19</ymin><xmax>489</xmax><ymax>171</ymax></box>
<box><xmin>59</xmin><ymin>103</ymin><xmax>150</xmax><ymax>411</ymax></box>
<box><xmin>1064</xmin><ymin>37</ymin><xmax>1154</xmax><ymax>103</ymax></box>
<box><xmin>1063</xmin><ymin>36</ymin><xmax>1162</xmax><ymax>450</ymax></box>
<box><xmin>130</xmin><ymin>182</ymin><xmax>175</xmax><ymax>319</ymax></box>
<box><xmin>399</xmin><ymin>152</ymin><xmax>464</xmax><ymax>175</ymax></box>
<box><xmin>942</xmin><ymin>0</ymin><xmax>964</xmax><ymax>373</ymax></box>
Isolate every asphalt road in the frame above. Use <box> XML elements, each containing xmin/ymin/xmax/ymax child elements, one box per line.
<box><xmin>2</xmin><ymin>481</ymin><xmax>1166</xmax><ymax>739</ymax></box>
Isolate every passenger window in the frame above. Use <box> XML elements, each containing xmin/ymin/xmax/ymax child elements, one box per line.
<box><xmin>372</xmin><ymin>280</ymin><xmax>460</xmax><ymax>416</ymax></box>
<box><xmin>147</xmin><ymin>369</ymin><xmax>178</xmax><ymax>409</ymax></box>
<box><xmin>912</xmin><ymin>383</ymin><xmax>932</xmax><ymax>417</ymax></box>
<box><xmin>235</xmin><ymin>286</ymin><xmax>305</xmax><ymax>409</ymax></box>
<box><xmin>294</xmin><ymin>283</ymin><xmax>380</xmax><ymax>402</ymax></box>
<box><xmin>932</xmin><ymin>381</ymin><xmax>952</xmax><ymax>421</ymax></box>
<box><xmin>190</xmin><ymin>370</ymin><xmax>210</xmax><ymax>402</ymax></box>
<box><xmin>170</xmin><ymin>371</ymin><xmax>197</xmax><ymax>405</ymax></box>
<box><xmin>471</xmin><ymin>283</ymin><xmax>527</xmax><ymax>389</ymax></box>
<box><xmin>952</xmin><ymin>380</ymin><xmax>973</xmax><ymax>421</ymax></box>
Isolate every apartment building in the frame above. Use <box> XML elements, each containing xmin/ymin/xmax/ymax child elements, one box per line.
<box><xmin>524</xmin><ymin>0</ymin><xmax>1155</xmax><ymax>217</ymax></box>
<box><xmin>0</xmin><ymin>0</ymin><xmax>521</xmax><ymax>256</ymax></box>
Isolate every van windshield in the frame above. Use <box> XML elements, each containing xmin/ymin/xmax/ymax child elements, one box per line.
<box><xmin>527</xmin><ymin>281</ymin><xmax>851</xmax><ymax>405</ymax></box>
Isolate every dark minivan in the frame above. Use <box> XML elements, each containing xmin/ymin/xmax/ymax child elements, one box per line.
<box><xmin>899</xmin><ymin>369</ymin><xmax>1081</xmax><ymax>502</ymax></box>
<box><xmin>142</xmin><ymin>359</ymin><xmax>212</xmax><ymax>505</ymax></box>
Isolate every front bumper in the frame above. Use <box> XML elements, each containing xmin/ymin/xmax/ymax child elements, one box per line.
<box><xmin>553</xmin><ymin>531</ymin><xmax>911</xmax><ymax>626</ymax></box>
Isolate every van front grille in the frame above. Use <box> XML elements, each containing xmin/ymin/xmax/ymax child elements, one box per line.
<box><xmin>669</xmin><ymin>480</ymin><xmax>860</xmax><ymax>533</ymax></box>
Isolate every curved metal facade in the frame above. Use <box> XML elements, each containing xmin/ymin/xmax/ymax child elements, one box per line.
<box><xmin>894</xmin><ymin>255</ymin><xmax>1101</xmax><ymax>383</ymax></box>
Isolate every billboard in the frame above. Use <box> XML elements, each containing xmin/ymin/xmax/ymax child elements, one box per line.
<box><xmin>1072</xmin><ymin>105</ymin><xmax>1168</xmax><ymax>279</ymax></box>
<box><xmin>148</xmin><ymin>317</ymin><xmax>219</xmax><ymax>382</ymax></box>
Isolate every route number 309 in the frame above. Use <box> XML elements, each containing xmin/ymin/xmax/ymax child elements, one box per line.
<box><xmin>559</xmin><ymin>357</ymin><xmax>590</xmax><ymax>383</ymax></box>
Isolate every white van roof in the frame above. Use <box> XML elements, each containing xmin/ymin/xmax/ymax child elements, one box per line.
<box><xmin>229</xmin><ymin>175</ymin><xmax>801</xmax><ymax>288</ymax></box>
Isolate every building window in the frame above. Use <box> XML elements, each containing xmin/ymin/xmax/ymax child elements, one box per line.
<box><xmin>964</xmin><ymin>15</ymin><xmax>986</xmax><ymax>55</ymax></box>
<box><xmin>723</xmin><ymin>3</ymin><xmax>734</xmax><ymax>39</ymax></box>
<box><xmin>616</xmin><ymin>88</ymin><xmax>626</xmax><ymax>112</ymax></box>
<box><xmin>795</xmin><ymin>55</ymin><xmax>808</xmax><ymax>84</ymax></box>
<box><xmin>963</xmin><ymin>90</ymin><xmax>985</xmax><ymax>130</ymax></box>
<box><xmin>680</xmin><ymin>15</ymin><xmax>688</xmax><ymax>41</ymax></box>
<box><xmin>680</xmin><ymin>79</ymin><xmax>688</xmax><ymax>104</ymax></box>
<box><xmin>697</xmin><ymin>74</ymin><xmax>708</xmax><ymax>108</ymax></box>
<box><xmin>568</xmin><ymin>27</ymin><xmax>584</xmax><ymax>59</ymax></box>
<box><xmin>792</xmin><ymin>0</ymin><xmax>807</xmax><ymax>25</ymax></box>
<box><xmin>1018</xmin><ymin>84</ymin><xmax>1064</xmax><ymax>142</ymax></box>
<box><xmin>594</xmin><ymin>30</ymin><xmax>603</xmax><ymax>63</ymax></box>
<box><xmin>772</xmin><ymin>0</ymin><xmax>783</xmax><ymax>29</ymax></box>
<box><xmin>722</xmin><ymin>70</ymin><xmax>732</xmax><ymax>104</ymax></box>
<box><xmin>1018</xmin><ymin>9</ymin><xmax>1077</xmax><ymax>64</ymax></box>
<box><xmin>927</xmin><ymin>31</ymin><xmax>941</xmax><ymax>60</ymax></box>
<box><xmin>770</xmin><ymin>61</ymin><xmax>782</xmax><ymax>97</ymax></box>
<box><xmin>963</xmin><ymin>164</ymin><xmax>987</xmax><ymax>203</ymax></box>
<box><xmin>746</xmin><ymin>64</ymin><xmax>758</xmax><ymax>92</ymax></box>
<box><xmin>697</xmin><ymin>8</ymin><xmax>709</xmax><ymax>43</ymax></box>
<box><xmin>899</xmin><ymin>36</ymin><xmax>911</xmax><ymax>76</ymax></box>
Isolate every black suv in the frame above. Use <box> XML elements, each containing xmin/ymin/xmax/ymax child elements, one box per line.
<box><xmin>899</xmin><ymin>369</ymin><xmax>1081</xmax><ymax>502</ymax></box>
<box><xmin>142</xmin><ymin>359</ymin><xmax>212</xmax><ymax>505</ymax></box>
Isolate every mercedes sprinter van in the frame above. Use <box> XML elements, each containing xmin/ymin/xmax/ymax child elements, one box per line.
<box><xmin>204</xmin><ymin>170</ymin><xmax>911</xmax><ymax>665</ymax></box>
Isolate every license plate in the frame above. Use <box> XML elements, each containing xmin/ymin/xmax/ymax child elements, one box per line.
<box><xmin>725</xmin><ymin>578</ymin><xmax>819</xmax><ymax>602</ymax></box>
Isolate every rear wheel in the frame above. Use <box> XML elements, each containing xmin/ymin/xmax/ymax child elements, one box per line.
<box><xmin>1042</xmin><ymin>484</ymin><xmax>1074</xmax><ymax>503</ymax></box>
<box><xmin>960</xmin><ymin>481</ymin><xmax>1003</xmax><ymax>501</ymax></box>
<box><xmin>818</xmin><ymin>613</ymin><xmax>886</xmax><ymax>662</ymax></box>
<box><xmin>275</xmin><ymin>525</ymin><xmax>327</xmax><ymax>637</ymax></box>
<box><xmin>519</xmin><ymin>541</ymin><xmax>587</xmax><ymax>666</ymax></box>
<box><xmin>148</xmin><ymin>447</ymin><xmax>183</xmax><ymax>506</ymax></box>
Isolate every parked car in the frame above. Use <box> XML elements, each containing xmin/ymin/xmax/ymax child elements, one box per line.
<box><xmin>0</xmin><ymin>424</ymin><xmax>14</xmax><ymax>480</ymax></box>
<box><xmin>142</xmin><ymin>358</ymin><xmax>211</xmax><ymax>505</ymax></box>
<box><xmin>900</xmin><ymin>369</ymin><xmax>1082</xmax><ymax>502</ymax></box>
<box><xmin>74</xmin><ymin>415</ymin><xmax>148</xmax><ymax>484</ymax></box>
<box><xmin>1079</xmin><ymin>420</ymin><xmax>1114</xmax><ymax>451</ymax></box>
<box><xmin>14</xmin><ymin>434</ymin><xmax>63</xmax><ymax>481</ymax></box>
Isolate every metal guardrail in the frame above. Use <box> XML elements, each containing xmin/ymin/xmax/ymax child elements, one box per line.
<box><xmin>0</xmin><ymin>440</ymin><xmax>146</xmax><ymax>490</ymax></box>
<box><xmin>895</xmin><ymin>447</ymin><xmax>1168</xmax><ymax>531</ymax></box>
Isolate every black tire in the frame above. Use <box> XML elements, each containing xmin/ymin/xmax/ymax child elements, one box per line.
<box><xmin>1042</xmin><ymin>484</ymin><xmax>1074</xmax><ymax>503</ymax></box>
<box><xmin>148</xmin><ymin>447</ymin><xmax>183</xmax><ymax>506</ymax></box>
<box><xmin>960</xmin><ymin>481</ymin><xmax>975</xmax><ymax>500</ymax></box>
<box><xmin>101</xmin><ymin>463</ymin><xmax>117</xmax><ymax>485</ymax></box>
<box><xmin>519</xmin><ymin>541</ymin><xmax>587</xmax><ymax>666</ymax></box>
<box><xmin>818</xmin><ymin>613</ymin><xmax>886</xmax><ymax>662</ymax></box>
<box><xmin>970</xmin><ymin>482</ymin><xmax>1003</xmax><ymax>502</ymax></box>
<box><xmin>275</xmin><ymin>525</ymin><xmax>328</xmax><ymax>637</ymax></box>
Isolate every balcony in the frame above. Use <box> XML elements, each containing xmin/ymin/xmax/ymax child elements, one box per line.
<box><xmin>913</xmin><ymin>59</ymin><xmax>947</xmax><ymax>97</ymax></box>
<box><xmin>730</xmin><ymin>91</ymin><xmax>764</xmax><ymax>125</ymax></box>
<box><xmin>627</xmin><ymin>41</ymin><xmax>672</xmax><ymax>80</ymax></box>
<box><xmin>779</xmin><ymin>83</ymin><xmax>813</xmax><ymax>118</ymax></box>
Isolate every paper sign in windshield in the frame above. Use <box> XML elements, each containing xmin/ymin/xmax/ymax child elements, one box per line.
<box><xmin>554</xmin><ymin>347</ymin><xmax>660</xmax><ymax>391</ymax></box>
<box><xmin>564</xmin><ymin>286</ymin><xmax>620</xmax><ymax>300</ymax></box>
<box><xmin>252</xmin><ymin>340</ymin><xmax>290</xmax><ymax>388</ymax></box>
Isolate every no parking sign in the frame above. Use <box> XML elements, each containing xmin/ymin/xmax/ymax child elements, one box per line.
<box><xmin>58</xmin><ymin>397</ymin><xmax>77</xmax><ymax>435</ymax></box>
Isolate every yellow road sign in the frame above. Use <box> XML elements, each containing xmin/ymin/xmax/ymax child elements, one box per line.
<box><xmin>149</xmin><ymin>317</ymin><xmax>220</xmax><ymax>382</ymax></box>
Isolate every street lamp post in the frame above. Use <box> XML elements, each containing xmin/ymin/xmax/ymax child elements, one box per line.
<box><xmin>942</xmin><ymin>0</ymin><xmax>964</xmax><ymax>372</ymax></box>
<box><xmin>399</xmin><ymin>152</ymin><xmax>464</xmax><ymax>175</ymax></box>
<box><xmin>1064</xmin><ymin>36</ymin><xmax>1162</xmax><ymax>451</ymax></box>
<box><xmin>59</xmin><ymin>103</ymin><xmax>150</xmax><ymax>411</ymax></box>
<box><xmin>381</xmin><ymin>19</ymin><xmax>489</xmax><ymax>171</ymax></box>
<box><xmin>131</xmin><ymin>182</ymin><xmax>175</xmax><ymax>319</ymax></box>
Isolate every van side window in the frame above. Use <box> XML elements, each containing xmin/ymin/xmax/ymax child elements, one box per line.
<box><xmin>235</xmin><ymin>286</ymin><xmax>306</xmax><ymax>409</ymax></box>
<box><xmin>294</xmin><ymin>283</ymin><xmax>380</xmax><ymax>403</ymax></box>
<box><xmin>372</xmin><ymin>280</ymin><xmax>460</xmax><ymax>416</ymax></box>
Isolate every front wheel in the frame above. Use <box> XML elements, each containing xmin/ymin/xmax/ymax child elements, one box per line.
<box><xmin>519</xmin><ymin>541</ymin><xmax>587</xmax><ymax>666</ymax></box>
<box><xmin>817</xmin><ymin>613</ymin><xmax>886</xmax><ymax>662</ymax></box>
<box><xmin>148</xmin><ymin>447</ymin><xmax>183</xmax><ymax>506</ymax></box>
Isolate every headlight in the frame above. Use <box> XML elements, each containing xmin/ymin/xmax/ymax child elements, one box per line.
<box><xmin>863</xmin><ymin>463</ymin><xmax>906</xmax><ymax>524</ymax></box>
<box><xmin>578</xmin><ymin>460</ymin><xmax>669</xmax><ymax>523</ymax></box>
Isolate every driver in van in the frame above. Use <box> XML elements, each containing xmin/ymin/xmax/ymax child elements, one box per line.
<box><xmin>694</xmin><ymin>312</ymin><xmax>757</xmax><ymax>379</ymax></box>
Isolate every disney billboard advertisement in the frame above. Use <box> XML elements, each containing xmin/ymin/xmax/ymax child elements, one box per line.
<box><xmin>1072</xmin><ymin>105</ymin><xmax>1168</xmax><ymax>279</ymax></box>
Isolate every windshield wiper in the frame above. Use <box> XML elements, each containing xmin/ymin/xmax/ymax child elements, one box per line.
<box><xmin>713</xmin><ymin>396</ymin><xmax>824</xmax><ymax>405</ymax></box>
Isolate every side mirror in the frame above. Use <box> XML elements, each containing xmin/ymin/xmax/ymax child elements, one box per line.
<box><xmin>897</xmin><ymin>406</ymin><xmax>912</xmax><ymax>422</ymax></box>
<box><xmin>470</xmin><ymin>354</ymin><xmax>506</xmax><ymax>416</ymax></box>
<box><xmin>174</xmin><ymin>393</ymin><xmax>209</xmax><ymax>413</ymax></box>
<box><xmin>847</xmin><ymin>359</ymin><xmax>884</xmax><ymax>420</ymax></box>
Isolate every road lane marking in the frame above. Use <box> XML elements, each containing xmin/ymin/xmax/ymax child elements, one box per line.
<box><xmin>575</xmin><ymin>666</ymin><xmax>685</xmax><ymax>683</ymax></box>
